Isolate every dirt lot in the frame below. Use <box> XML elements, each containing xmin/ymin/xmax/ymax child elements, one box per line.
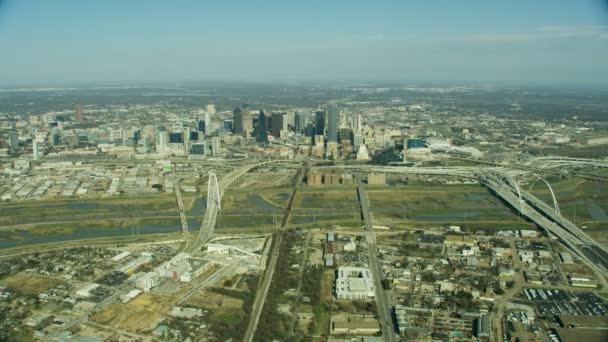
<box><xmin>186</xmin><ymin>290</ymin><xmax>243</xmax><ymax>311</ymax></box>
<box><xmin>320</xmin><ymin>269</ymin><xmax>334</xmax><ymax>302</ymax></box>
<box><xmin>185</xmin><ymin>290</ymin><xmax>224</xmax><ymax>309</ymax></box>
<box><xmin>0</xmin><ymin>272</ymin><xmax>66</xmax><ymax>293</ymax></box>
<box><xmin>92</xmin><ymin>293</ymin><xmax>176</xmax><ymax>333</ymax></box>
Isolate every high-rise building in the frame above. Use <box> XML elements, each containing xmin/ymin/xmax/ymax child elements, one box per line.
<box><xmin>75</xmin><ymin>104</ymin><xmax>83</xmax><ymax>121</ymax></box>
<box><xmin>189</xmin><ymin>131</ymin><xmax>199</xmax><ymax>142</ymax></box>
<box><xmin>304</xmin><ymin>123</ymin><xmax>315</xmax><ymax>138</ymax></box>
<box><xmin>191</xmin><ymin>142</ymin><xmax>206</xmax><ymax>155</ymax></box>
<box><xmin>286</xmin><ymin>110</ymin><xmax>296</xmax><ymax>129</ymax></box>
<box><xmin>210</xmin><ymin>137</ymin><xmax>221</xmax><ymax>156</ymax></box>
<box><xmin>183</xmin><ymin>127</ymin><xmax>191</xmax><ymax>150</ymax></box>
<box><xmin>51</xmin><ymin>128</ymin><xmax>60</xmax><ymax>146</ymax></box>
<box><xmin>197</xmin><ymin>119</ymin><xmax>206</xmax><ymax>135</ymax></box>
<box><xmin>315</xmin><ymin>110</ymin><xmax>325</xmax><ymax>136</ymax></box>
<box><xmin>271</xmin><ymin>113</ymin><xmax>287</xmax><ymax>138</ymax></box>
<box><xmin>206</xmin><ymin>104</ymin><xmax>216</xmax><ymax>114</ymax></box>
<box><xmin>242</xmin><ymin>105</ymin><xmax>253</xmax><ymax>136</ymax></box>
<box><xmin>352</xmin><ymin>114</ymin><xmax>362</xmax><ymax>132</ymax></box>
<box><xmin>233</xmin><ymin>107</ymin><xmax>244</xmax><ymax>135</ymax></box>
<box><xmin>133</xmin><ymin>129</ymin><xmax>141</xmax><ymax>144</ymax></box>
<box><xmin>254</xmin><ymin>111</ymin><xmax>268</xmax><ymax>143</ymax></box>
<box><xmin>204</xmin><ymin>112</ymin><xmax>212</xmax><ymax>134</ymax></box>
<box><xmin>8</xmin><ymin>131</ymin><xmax>18</xmax><ymax>150</ymax></box>
<box><xmin>223</xmin><ymin>120</ymin><xmax>234</xmax><ymax>132</ymax></box>
<box><xmin>353</xmin><ymin>134</ymin><xmax>364</xmax><ymax>148</ymax></box>
<box><xmin>32</xmin><ymin>140</ymin><xmax>39</xmax><ymax>160</ymax></box>
<box><xmin>339</xmin><ymin>128</ymin><xmax>353</xmax><ymax>144</ymax></box>
<box><xmin>169</xmin><ymin>132</ymin><xmax>183</xmax><ymax>144</ymax></box>
<box><xmin>327</xmin><ymin>104</ymin><xmax>338</xmax><ymax>142</ymax></box>
<box><xmin>142</xmin><ymin>136</ymin><xmax>150</xmax><ymax>153</ymax></box>
<box><xmin>295</xmin><ymin>111</ymin><xmax>309</xmax><ymax>134</ymax></box>
<box><xmin>156</xmin><ymin>131</ymin><xmax>168</xmax><ymax>153</ymax></box>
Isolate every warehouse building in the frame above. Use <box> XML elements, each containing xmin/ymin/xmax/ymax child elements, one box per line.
<box><xmin>335</xmin><ymin>267</ymin><xmax>375</xmax><ymax>300</ymax></box>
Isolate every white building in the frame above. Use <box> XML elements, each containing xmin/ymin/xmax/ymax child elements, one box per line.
<box><xmin>356</xmin><ymin>145</ymin><xmax>370</xmax><ymax>161</ymax></box>
<box><xmin>335</xmin><ymin>267</ymin><xmax>375</xmax><ymax>300</ymax></box>
<box><xmin>136</xmin><ymin>272</ymin><xmax>160</xmax><ymax>292</ymax></box>
<box><xmin>111</xmin><ymin>251</ymin><xmax>131</xmax><ymax>262</ymax></box>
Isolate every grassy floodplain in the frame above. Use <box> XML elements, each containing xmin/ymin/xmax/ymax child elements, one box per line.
<box><xmin>214</xmin><ymin>187</ymin><xmax>291</xmax><ymax>232</ymax></box>
<box><xmin>527</xmin><ymin>178</ymin><xmax>608</xmax><ymax>245</ymax></box>
<box><xmin>0</xmin><ymin>194</ymin><xmax>186</xmax><ymax>246</ymax></box>
<box><xmin>288</xmin><ymin>185</ymin><xmax>363</xmax><ymax>228</ymax></box>
<box><xmin>366</xmin><ymin>183</ymin><xmax>534</xmax><ymax>231</ymax></box>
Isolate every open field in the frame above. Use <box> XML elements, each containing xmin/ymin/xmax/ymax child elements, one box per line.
<box><xmin>528</xmin><ymin>178</ymin><xmax>608</xmax><ymax>225</ymax></box>
<box><xmin>0</xmin><ymin>217</ymin><xmax>180</xmax><ymax>235</ymax></box>
<box><xmin>0</xmin><ymin>233</ymin><xmax>183</xmax><ymax>259</ymax></box>
<box><xmin>221</xmin><ymin>188</ymin><xmax>291</xmax><ymax>212</ymax></box>
<box><xmin>0</xmin><ymin>194</ymin><xmax>179</xmax><ymax>226</ymax></box>
<box><xmin>0</xmin><ymin>217</ymin><xmax>182</xmax><ymax>249</ymax></box>
<box><xmin>289</xmin><ymin>186</ymin><xmax>361</xmax><ymax>227</ymax></box>
<box><xmin>185</xmin><ymin>289</ymin><xmax>225</xmax><ymax>309</ymax></box>
<box><xmin>312</xmin><ymin>269</ymin><xmax>334</xmax><ymax>336</ymax></box>
<box><xmin>211</xmin><ymin>295</ymin><xmax>245</xmax><ymax>324</ymax></box>
<box><xmin>92</xmin><ymin>293</ymin><xmax>176</xmax><ymax>333</ymax></box>
<box><xmin>211</xmin><ymin>188</ymin><xmax>293</xmax><ymax>231</ymax></box>
<box><xmin>367</xmin><ymin>184</ymin><xmax>526</xmax><ymax>229</ymax></box>
<box><xmin>0</xmin><ymin>272</ymin><xmax>66</xmax><ymax>293</ymax></box>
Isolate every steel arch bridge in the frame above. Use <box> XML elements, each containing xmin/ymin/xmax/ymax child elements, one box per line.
<box><xmin>528</xmin><ymin>177</ymin><xmax>561</xmax><ymax>215</ymax></box>
<box><xmin>186</xmin><ymin>160</ymin><xmax>302</xmax><ymax>253</ymax></box>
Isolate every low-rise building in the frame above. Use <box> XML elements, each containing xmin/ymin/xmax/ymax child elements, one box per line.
<box><xmin>331</xmin><ymin>315</ymin><xmax>380</xmax><ymax>335</ymax></box>
<box><xmin>335</xmin><ymin>267</ymin><xmax>375</xmax><ymax>300</ymax></box>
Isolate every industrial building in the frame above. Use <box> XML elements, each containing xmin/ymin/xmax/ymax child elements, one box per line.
<box><xmin>330</xmin><ymin>315</ymin><xmax>380</xmax><ymax>335</ymax></box>
<box><xmin>135</xmin><ymin>253</ymin><xmax>215</xmax><ymax>291</ymax></box>
<box><xmin>116</xmin><ymin>254</ymin><xmax>153</xmax><ymax>275</ymax></box>
<box><xmin>335</xmin><ymin>267</ymin><xmax>375</xmax><ymax>300</ymax></box>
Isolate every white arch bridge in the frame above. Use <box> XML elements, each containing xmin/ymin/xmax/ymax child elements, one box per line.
<box><xmin>479</xmin><ymin>171</ymin><xmax>608</xmax><ymax>285</ymax></box>
<box><xmin>186</xmin><ymin>160</ymin><xmax>302</xmax><ymax>253</ymax></box>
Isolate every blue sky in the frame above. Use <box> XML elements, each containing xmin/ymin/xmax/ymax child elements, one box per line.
<box><xmin>0</xmin><ymin>0</ymin><xmax>607</xmax><ymax>85</ymax></box>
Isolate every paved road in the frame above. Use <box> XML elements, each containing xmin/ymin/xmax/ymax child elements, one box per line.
<box><xmin>355</xmin><ymin>174</ymin><xmax>397</xmax><ymax>342</ymax></box>
<box><xmin>492</xmin><ymin>239</ymin><xmax>524</xmax><ymax>342</ymax></box>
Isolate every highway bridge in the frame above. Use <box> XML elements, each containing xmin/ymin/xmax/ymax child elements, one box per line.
<box><xmin>479</xmin><ymin>171</ymin><xmax>608</xmax><ymax>286</ymax></box>
<box><xmin>186</xmin><ymin>160</ymin><xmax>301</xmax><ymax>254</ymax></box>
<box><xmin>530</xmin><ymin>156</ymin><xmax>608</xmax><ymax>168</ymax></box>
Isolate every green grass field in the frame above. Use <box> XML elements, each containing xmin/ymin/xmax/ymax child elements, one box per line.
<box><xmin>527</xmin><ymin>178</ymin><xmax>608</xmax><ymax>225</ymax></box>
<box><xmin>0</xmin><ymin>194</ymin><xmax>179</xmax><ymax>227</ymax></box>
<box><xmin>366</xmin><ymin>183</ymin><xmax>526</xmax><ymax>229</ymax></box>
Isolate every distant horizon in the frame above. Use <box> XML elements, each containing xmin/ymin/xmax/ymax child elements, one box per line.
<box><xmin>1</xmin><ymin>1</ymin><xmax>607</xmax><ymax>86</ymax></box>
<box><xmin>1</xmin><ymin>78</ymin><xmax>608</xmax><ymax>91</ymax></box>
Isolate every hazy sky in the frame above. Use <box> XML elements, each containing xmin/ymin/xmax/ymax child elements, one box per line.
<box><xmin>1</xmin><ymin>0</ymin><xmax>607</xmax><ymax>86</ymax></box>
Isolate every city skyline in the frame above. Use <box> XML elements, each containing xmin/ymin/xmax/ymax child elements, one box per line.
<box><xmin>1</xmin><ymin>0</ymin><xmax>607</xmax><ymax>86</ymax></box>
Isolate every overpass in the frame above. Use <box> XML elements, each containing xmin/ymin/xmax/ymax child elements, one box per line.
<box><xmin>479</xmin><ymin>172</ymin><xmax>608</xmax><ymax>286</ymax></box>
<box><xmin>530</xmin><ymin>156</ymin><xmax>608</xmax><ymax>168</ymax></box>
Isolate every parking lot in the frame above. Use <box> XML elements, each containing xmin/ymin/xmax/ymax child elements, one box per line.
<box><xmin>522</xmin><ymin>288</ymin><xmax>607</xmax><ymax>317</ymax></box>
